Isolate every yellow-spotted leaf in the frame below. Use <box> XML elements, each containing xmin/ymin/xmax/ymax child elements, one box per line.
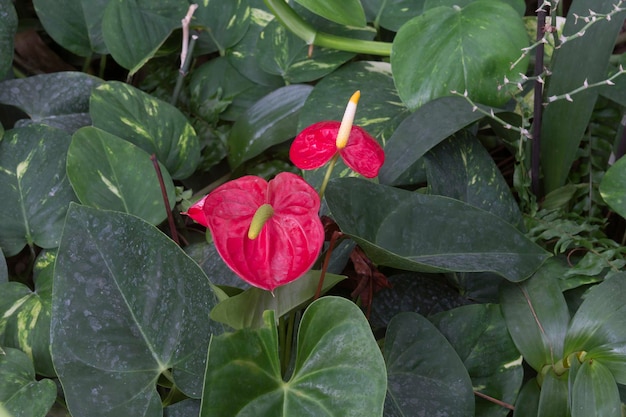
<box><xmin>90</xmin><ymin>81</ymin><xmax>200</xmax><ymax>179</ymax></box>
<box><xmin>0</xmin><ymin>251</ymin><xmax>55</xmax><ymax>377</ymax></box>
<box><xmin>67</xmin><ymin>127</ymin><xmax>176</xmax><ymax>225</ymax></box>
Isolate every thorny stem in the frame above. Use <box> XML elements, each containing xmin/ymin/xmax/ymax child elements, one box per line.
<box><xmin>531</xmin><ymin>0</ymin><xmax>546</xmax><ymax>196</ymax></box>
<box><xmin>544</xmin><ymin>67</ymin><xmax>626</xmax><ymax>104</ymax></box>
<box><xmin>151</xmin><ymin>154</ymin><xmax>180</xmax><ymax>246</ymax></box>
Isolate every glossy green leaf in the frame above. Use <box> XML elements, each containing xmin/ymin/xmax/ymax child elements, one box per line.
<box><xmin>226</xmin><ymin>7</ymin><xmax>285</xmax><ymax>87</ymax></box>
<box><xmin>326</xmin><ymin>178</ymin><xmax>549</xmax><ymax>281</ymax></box>
<box><xmin>586</xmin><ymin>342</ymin><xmax>626</xmax><ymax>385</ymax></box>
<box><xmin>165</xmin><ymin>400</ymin><xmax>201</xmax><ymax>417</ymax></box>
<box><xmin>52</xmin><ymin>204</ymin><xmax>223</xmax><ymax>417</ymax></box>
<box><xmin>564</xmin><ymin>274</ymin><xmax>626</xmax><ymax>354</ymax></box>
<box><xmin>101</xmin><ymin>0</ymin><xmax>187</xmax><ymax>74</ymax></box>
<box><xmin>423</xmin><ymin>0</ymin><xmax>525</xmax><ymax>16</ymax></box>
<box><xmin>298</xmin><ymin>61</ymin><xmax>408</xmax><ymax>188</ymax></box>
<box><xmin>227</xmin><ymin>84</ymin><xmax>312</xmax><ymax>168</ymax></box>
<box><xmin>0</xmin><ymin>249</ymin><xmax>6</xmax><ymax>283</ymax></box>
<box><xmin>512</xmin><ymin>379</ymin><xmax>540</xmax><ymax>417</ymax></box>
<box><xmin>185</xmin><ymin>242</ymin><xmax>246</xmax><ymax>289</ymax></box>
<box><xmin>540</xmin><ymin>0</ymin><xmax>626</xmax><ymax>193</ymax></box>
<box><xmin>500</xmin><ymin>260</ymin><xmax>570</xmax><ymax>371</ymax></box>
<box><xmin>67</xmin><ymin>127</ymin><xmax>175</xmax><ymax>225</ymax></box>
<box><xmin>0</xmin><ymin>125</ymin><xmax>76</xmax><ymax>256</ymax></box>
<box><xmin>537</xmin><ymin>371</ymin><xmax>569</xmax><ymax>417</ymax></box>
<box><xmin>0</xmin><ymin>72</ymin><xmax>102</xmax><ymax>132</ymax></box>
<box><xmin>0</xmin><ymin>251</ymin><xmax>55</xmax><ymax>377</ymax></box>
<box><xmin>294</xmin><ymin>0</ymin><xmax>365</xmax><ymax>27</ymax></box>
<box><xmin>90</xmin><ymin>81</ymin><xmax>200</xmax><ymax>179</ymax></box>
<box><xmin>194</xmin><ymin>0</ymin><xmax>250</xmax><ymax>55</ymax></box>
<box><xmin>0</xmin><ymin>348</ymin><xmax>56</xmax><ymax>417</ymax></box>
<box><xmin>362</xmin><ymin>0</ymin><xmax>425</xmax><ymax>31</ymax></box>
<box><xmin>383</xmin><ymin>312</ymin><xmax>474</xmax><ymax>416</ymax></box>
<box><xmin>431</xmin><ymin>304</ymin><xmax>523</xmax><ymax>417</ymax></box>
<box><xmin>210</xmin><ymin>271</ymin><xmax>345</xmax><ymax>329</ymax></box>
<box><xmin>571</xmin><ymin>360</ymin><xmax>620</xmax><ymax>417</ymax></box>
<box><xmin>425</xmin><ymin>131</ymin><xmax>524</xmax><ymax>228</ymax></box>
<box><xmin>379</xmin><ymin>96</ymin><xmax>507</xmax><ymax>185</ymax></box>
<box><xmin>257</xmin><ymin>14</ymin><xmax>375</xmax><ymax>84</ymax></box>
<box><xmin>391</xmin><ymin>1</ymin><xmax>528</xmax><ymax>110</ymax></box>
<box><xmin>0</xmin><ymin>0</ymin><xmax>17</xmax><ymax>78</ymax></box>
<box><xmin>600</xmin><ymin>155</ymin><xmax>626</xmax><ymax>219</ymax></box>
<box><xmin>33</xmin><ymin>0</ymin><xmax>109</xmax><ymax>56</ymax></box>
<box><xmin>201</xmin><ymin>297</ymin><xmax>387</xmax><ymax>416</ymax></box>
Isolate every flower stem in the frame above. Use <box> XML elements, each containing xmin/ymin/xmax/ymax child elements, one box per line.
<box><xmin>263</xmin><ymin>0</ymin><xmax>391</xmax><ymax>56</ymax></box>
<box><xmin>318</xmin><ymin>153</ymin><xmax>339</xmax><ymax>198</ymax></box>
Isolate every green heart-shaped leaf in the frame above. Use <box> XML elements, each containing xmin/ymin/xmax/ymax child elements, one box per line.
<box><xmin>52</xmin><ymin>204</ymin><xmax>223</xmax><ymax>417</ymax></box>
<box><xmin>0</xmin><ymin>125</ymin><xmax>76</xmax><ymax>256</ymax></box>
<box><xmin>227</xmin><ymin>84</ymin><xmax>312</xmax><ymax>168</ymax></box>
<box><xmin>0</xmin><ymin>0</ymin><xmax>17</xmax><ymax>78</ymax></box>
<box><xmin>33</xmin><ymin>0</ymin><xmax>109</xmax><ymax>56</ymax></box>
<box><xmin>383</xmin><ymin>312</ymin><xmax>474</xmax><ymax>416</ymax></box>
<box><xmin>90</xmin><ymin>81</ymin><xmax>200</xmax><ymax>179</ymax></box>
<box><xmin>391</xmin><ymin>1</ymin><xmax>529</xmax><ymax>109</ymax></box>
<box><xmin>194</xmin><ymin>0</ymin><xmax>250</xmax><ymax>55</ymax></box>
<box><xmin>500</xmin><ymin>260</ymin><xmax>570</xmax><ymax>372</ymax></box>
<box><xmin>431</xmin><ymin>304</ymin><xmax>523</xmax><ymax>417</ymax></box>
<box><xmin>201</xmin><ymin>297</ymin><xmax>387</xmax><ymax>416</ymax></box>
<box><xmin>600</xmin><ymin>155</ymin><xmax>626</xmax><ymax>220</ymax></box>
<box><xmin>0</xmin><ymin>348</ymin><xmax>56</xmax><ymax>417</ymax></box>
<box><xmin>0</xmin><ymin>251</ymin><xmax>55</xmax><ymax>377</ymax></box>
<box><xmin>101</xmin><ymin>0</ymin><xmax>187</xmax><ymax>74</ymax></box>
<box><xmin>67</xmin><ymin>127</ymin><xmax>175</xmax><ymax>225</ymax></box>
<box><xmin>362</xmin><ymin>0</ymin><xmax>425</xmax><ymax>31</ymax></box>
<box><xmin>0</xmin><ymin>72</ymin><xmax>102</xmax><ymax>132</ymax></box>
<box><xmin>326</xmin><ymin>178</ymin><xmax>549</xmax><ymax>281</ymax></box>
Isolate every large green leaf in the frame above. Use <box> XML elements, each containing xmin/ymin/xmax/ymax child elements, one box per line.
<box><xmin>537</xmin><ymin>371</ymin><xmax>568</xmax><ymax>417</ymax></box>
<box><xmin>383</xmin><ymin>312</ymin><xmax>474</xmax><ymax>416</ymax></box>
<box><xmin>362</xmin><ymin>0</ymin><xmax>425</xmax><ymax>31</ymax></box>
<box><xmin>571</xmin><ymin>359</ymin><xmax>621</xmax><ymax>417</ymax></box>
<box><xmin>326</xmin><ymin>178</ymin><xmax>549</xmax><ymax>281</ymax></box>
<box><xmin>0</xmin><ymin>348</ymin><xmax>56</xmax><ymax>417</ymax></box>
<box><xmin>210</xmin><ymin>271</ymin><xmax>345</xmax><ymax>329</ymax></box>
<box><xmin>0</xmin><ymin>125</ymin><xmax>76</xmax><ymax>256</ymax></box>
<box><xmin>0</xmin><ymin>249</ymin><xmax>6</xmax><ymax>283</ymax></box>
<box><xmin>227</xmin><ymin>84</ymin><xmax>312</xmax><ymax>168</ymax></box>
<box><xmin>0</xmin><ymin>0</ymin><xmax>17</xmax><ymax>78</ymax></box>
<box><xmin>391</xmin><ymin>1</ymin><xmax>529</xmax><ymax>110</ymax></box>
<box><xmin>194</xmin><ymin>0</ymin><xmax>250</xmax><ymax>55</ymax></box>
<box><xmin>51</xmin><ymin>204</ymin><xmax>223</xmax><ymax>417</ymax></box>
<box><xmin>431</xmin><ymin>304</ymin><xmax>523</xmax><ymax>417</ymax></box>
<box><xmin>423</xmin><ymin>0</ymin><xmax>525</xmax><ymax>15</ymax></box>
<box><xmin>294</xmin><ymin>0</ymin><xmax>365</xmax><ymax>27</ymax></box>
<box><xmin>564</xmin><ymin>275</ymin><xmax>626</xmax><ymax>354</ymax></box>
<box><xmin>101</xmin><ymin>0</ymin><xmax>187</xmax><ymax>74</ymax></box>
<box><xmin>586</xmin><ymin>342</ymin><xmax>626</xmax><ymax>385</ymax></box>
<box><xmin>0</xmin><ymin>72</ymin><xmax>102</xmax><ymax>132</ymax></box>
<box><xmin>513</xmin><ymin>379</ymin><xmax>540</xmax><ymax>417</ymax></box>
<box><xmin>257</xmin><ymin>10</ymin><xmax>375</xmax><ymax>84</ymax></box>
<box><xmin>425</xmin><ymin>131</ymin><xmax>524</xmax><ymax>228</ymax></box>
<box><xmin>67</xmin><ymin>127</ymin><xmax>175</xmax><ymax>225</ymax></box>
<box><xmin>379</xmin><ymin>96</ymin><xmax>508</xmax><ymax>185</ymax></box>
<box><xmin>90</xmin><ymin>81</ymin><xmax>200</xmax><ymax>179</ymax></box>
<box><xmin>600</xmin><ymin>154</ymin><xmax>626</xmax><ymax>220</ymax></box>
<box><xmin>500</xmin><ymin>260</ymin><xmax>570</xmax><ymax>372</ymax></box>
<box><xmin>33</xmin><ymin>0</ymin><xmax>109</xmax><ymax>56</ymax></box>
<box><xmin>0</xmin><ymin>251</ymin><xmax>55</xmax><ymax>377</ymax></box>
<box><xmin>540</xmin><ymin>0</ymin><xmax>626</xmax><ymax>193</ymax></box>
<box><xmin>201</xmin><ymin>297</ymin><xmax>387</xmax><ymax>416</ymax></box>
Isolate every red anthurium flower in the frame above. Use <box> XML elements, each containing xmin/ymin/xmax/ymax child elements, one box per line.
<box><xmin>290</xmin><ymin>91</ymin><xmax>385</xmax><ymax>178</ymax></box>
<box><xmin>185</xmin><ymin>172</ymin><xmax>324</xmax><ymax>291</ymax></box>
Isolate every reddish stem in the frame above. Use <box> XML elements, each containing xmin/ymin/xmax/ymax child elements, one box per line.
<box><xmin>150</xmin><ymin>154</ymin><xmax>180</xmax><ymax>246</ymax></box>
<box><xmin>314</xmin><ymin>230</ymin><xmax>343</xmax><ymax>300</ymax></box>
<box><xmin>473</xmin><ymin>391</ymin><xmax>515</xmax><ymax>411</ymax></box>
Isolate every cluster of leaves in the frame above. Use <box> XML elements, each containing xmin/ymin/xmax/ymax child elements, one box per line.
<box><xmin>0</xmin><ymin>0</ymin><xmax>626</xmax><ymax>417</ymax></box>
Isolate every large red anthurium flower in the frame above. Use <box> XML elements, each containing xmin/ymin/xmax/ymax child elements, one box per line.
<box><xmin>289</xmin><ymin>91</ymin><xmax>385</xmax><ymax>178</ymax></box>
<box><xmin>185</xmin><ymin>172</ymin><xmax>324</xmax><ymax>291</ymax></box>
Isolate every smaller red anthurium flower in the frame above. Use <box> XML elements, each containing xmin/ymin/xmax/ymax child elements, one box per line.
<box><xmin>289</xmin><ymin>91</ymin><xmax>385</xmax><ymax>178</ymax></box>
<box><xmin>184</xmin><ymin>172</ymin><xmax>324</xmax><ymax>292</ymax></box>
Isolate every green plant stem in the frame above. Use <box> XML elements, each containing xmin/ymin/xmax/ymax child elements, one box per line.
<box><xmin>98</xmin><ymin>54</ymin><xmax>107</xmax><ymax>79</ymax></box>
<box><xmin>283</xmin><ymin>311</ymin><xmax>296</xmax><ymax>375</ymax></box>
<box><xmin>278</xmin><ymin>314</ymin><xmax>287</xmax><ymax>374</ymax></box>
<box><xmin>318</xmin><ymin>153</ymin><xmax>339</xmax><ymax>198</ymax></box>
<box><xmin>170</xmin><ymin>33</ymin><xmax>198</xmax><ymax>106</ymax></box>
<box><xmin>263</xmin><ymin>0</ymin><xmax>392</xmax><ymax>56</ymax></box>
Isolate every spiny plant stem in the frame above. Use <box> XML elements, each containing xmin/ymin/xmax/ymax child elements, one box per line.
<box><xmin>151</xmin><ymin>154</ymin><xmax>180</xmax><ymax>246</ymax></box>
<box><xmin>532</xmin><ymin>0</ymin><xmax>547</xmax><ymax>196</ymax></box>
